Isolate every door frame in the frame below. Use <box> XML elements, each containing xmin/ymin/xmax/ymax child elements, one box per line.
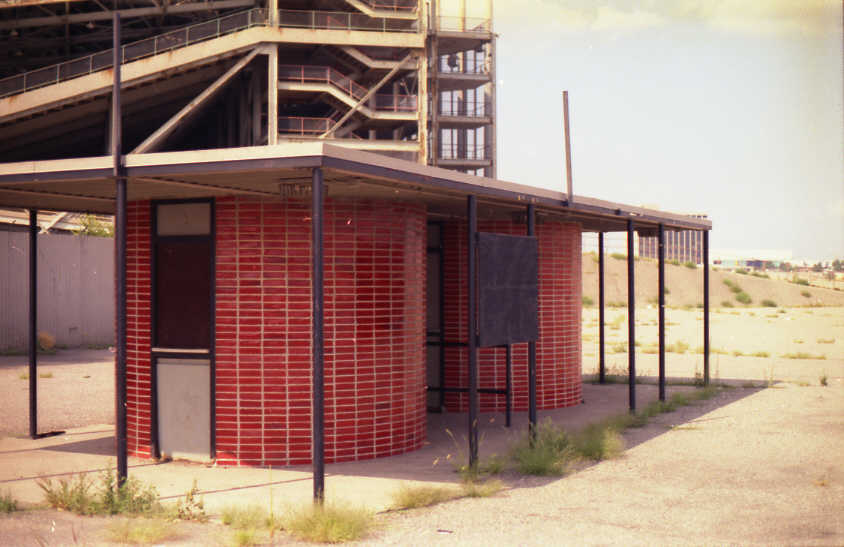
<box><xmin>149</xmin><ymin>198</ymin><xmax>216</xmax><ymax>460</ymax></box>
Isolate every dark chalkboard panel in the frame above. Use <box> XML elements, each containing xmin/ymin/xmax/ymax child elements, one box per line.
<box><xmin>477</xmin><ymin>233</ymin><xmax>538</xmax><ymax>347</ymax></box>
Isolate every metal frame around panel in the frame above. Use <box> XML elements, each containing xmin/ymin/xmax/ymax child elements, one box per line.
<box><xmin>149</xmin><ymin>197</ymin><xmax>216</xmax><ymax>461</ymax></box>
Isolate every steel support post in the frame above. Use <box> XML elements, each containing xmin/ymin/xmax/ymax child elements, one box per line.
<box><xmin>467</xmin><ymin>195</ymin><xmax>478</xmax><ymax>468</ymax></box>
<box><xmin>505</xmin><ymin>344</ymin><xmax>512</xmax><ymax>428</ymax></box>
<box><xmin>703</xmin><ymin>230</ymin><xmax>710</xmax><ymax>386</ymax></box>
<box><xmin>658</xmin><ymin>224</ymin><xmax>666</xmax><ymax>401</ymax></box>
<box><xmin>311</xmin><ymin>167</ymin><xmax>325</xmax><ymax>504</ymax></box>
<box><xmin>527</xmin><ymin>204</ymin><xmax>537</xmax><ymax>438</ymax></box>
<box><xmin>112</xmin><ymin>13</ymin><xmax>128</xmax><ymax>485</ymax></box>
<box><xmin>627</xmin><ymin>219</ymin><xmax>636</xmax><ymax>413</ymax></box>
<box><xmin>598</xmin><ymin>232</ymin><xmax>605</xmax><ymax>384</ymax></box>
<box><xmin>28</xmin><ymin>209</ymin><xmax>37</xmax><ymax>439</ymax></box>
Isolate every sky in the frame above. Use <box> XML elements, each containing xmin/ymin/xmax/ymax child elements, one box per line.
<box><xmin>491</xmin><ymin>0</ymin><xmax>843</xmax><ymax>261</ymax></box>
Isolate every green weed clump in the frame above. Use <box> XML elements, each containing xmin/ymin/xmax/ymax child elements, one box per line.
<box><xmin>610</xmin><ymin>252</ymin><xmax>626</xmax><ymax>260</ymax></box>
<box><xmin>735</xmin><ymin>268</ymin><xmax>748</xmax><ymax>275</ymax></box>
<box><xmin>761</xmin><ymin>299</ymin><xmax>777</xmax><ymax>307</ymax></box>
<box><xmin>792</xmin><ymin>276</ymin><xmax>810</xmax><ymax>286</ymax></box>
<box><xmin>666</xmin><ymin>340</ymin><xmax>689</xmax><ymax>354</ymax></box>
<box><xmin>511</xmin><ymin>420</ymin><xmax>576</xmax><ymax>476</ymax></box>
<box><xmin>391</xmin><ymin>485</ymin><xmax>458</xmax><ymax>510</ymax></box>
<box><xmin>735</xmin><ymin>292</ymin><xmax>752</xmax><ymax>305</ymax></box>
<box><xmin>752</xmin><ymin>351</ymin><xmax>770</xmax><ymax>358</ymax></box>
<box><xmin>781</xmin><ymin>352</ymin><xmax>826</xmax><ymax>360</ymax></box>
<box><xmin>283</xmin><ymin>504</ymin><xmax>373</xmax><ymax>544</ymax></box>
<box><xmin>38</xmin><ymin>469</ymin><xmax>160</xmax><ymax>516</ymax></box>
<box><xmin>572</xmin><ymin>424</ymin><xmax>625</xmax><ymax>461</ymax></box>
<box><xmin>0</xmin><ymin>490</ymin><xmax>18</xmax><ymax>513</ymax></box>
<box><xmin>683</xmin><ymin>261</ymin><xmax>697</xmax><ymax>269</ymax></box>
<box><xmin>221</xmin><ymin>504</ymin><xmax>269</xmax><ymax>530</ymax></box>
<box><xmin>105</xmin><ymin>519</ymin><xmax>179</xmax><ymax>545</ymax></box>
<box><xmin>750</xmin><ymin>271</ymin><xmax>770</xmax><ymax>279</ymax></box>
<box><xmin>720</xmin><ymin>300</ymin><xmax>734</xmax><ymax>308</ymax></box>
<box><xmin>817</xmin><ymin>338</ymin><xmax>835</xmax><ymax>344</ymax></box>
<box><xmin>801</xmin><ymin>290</ymin><xmax>811</xmax><ymax>298</ymax></box>
<box><xmin>608</xmin><ymin>301</ymin><xmax>627</xmax><ymax>309</ymax></box>
<box><xmin>460</xmin><ymin>479</ymin><xmax>504</xmax><ymax>498</ymax></box>
<box><xmin>582</xmin><ymin>295</ymin><xmax>595</xmax><ymax>307</ymax></box>
<box><xmin>610</xmin><ymin>343</ymin><xmax>627</xmax><ymax>354</ymax></box>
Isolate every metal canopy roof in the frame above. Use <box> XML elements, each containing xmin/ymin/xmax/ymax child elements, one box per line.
<box><xmin>0</xmin><ymin>142</ymin><xmax>711</xmax><ymax>234</ymax></box>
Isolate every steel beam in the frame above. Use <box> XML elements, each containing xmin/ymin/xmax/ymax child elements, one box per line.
<box><xmin>0</xmin><ymin>0</ymin><xmax>256</xmax><ymax>30</ymax></box>
<box><xmin>28</xmin><ymin>209</ymin><xmax>37</xmax><ymax>439</ymax></box>
<box><xmin>627</xmin><ymin>218</ymin><xmax>636</xmax><ymax>413</ymax></box>
<box><xmin>467</xmin><ymin>194</ymin><xmax>478</xmax><ymax>468</ymax></box>
<box><xmin>527</xmin><ymin>204</ymin><xmax>537</xmax><ymax>438</ymax></box>
<box><xmin>132</xmin><ymin>49</ymin><xmax>259</xmax><ymax>154</ymax></box>
<box><xmin>658</xmin><ymin>223</ymin><xmax>665</xmax><ymax>401</ymax></box>
<box><xmin>703</xmin><ymin>230</ymin><xmax>710</xmax><ymax>385</ymax></box>
<box><xmin>112</xmin><ymin>13</ymin><xmax>128</xmax><ymax>485</ymax></box>
<box><xmin>598</xmin><ymin>231</ymin><xmax>605</xmax><ymax>384</ymax></box>
<box><xmin>311</xmin><ymin>167</ymin><xmax>325</xmax><ymax>504</ymax></box>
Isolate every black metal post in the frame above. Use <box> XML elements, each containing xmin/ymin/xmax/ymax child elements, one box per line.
<box><xmin>312</xmin><ymin>167</ymin><xmax>325</xmax><ymax>504</ymax></box>
<box><xmin>703</xmin><ymin>230</ymin><xmax>710</xmax><ymax>386</ymax></box>
<box><xmin>28</xmin><ymin>209</ymin><xmax>37</xmax><ymax>440</ymax></box>
<box><xmin>112</xmin><ymin>13</ymin><xmax>128</xmax><ymax>485</ymax></box>
<box><xmin>598</xmin><ymin>232</ymin><xmax>605</xmax><ymax>384</ymax></box>
<box><xmin>505</xmin><ymin>344</ymin><xmax>511</xmax><ymax>428</ymax></box>
<box><xmin>658</xmin><ymin>224</ymin><xmax>666</xmax><ymax>401</ymax></box>
<box><xmin>527</xmin><ymin>204</ymin><xmax>537</xmax><ymax>440</ymax></box>
<box><xmin>467</xmin><ymin>195</ymin><xmax>478</xmax><ymax>468</ymax></box>
<box><xmin>627</xmin><ymin>219</ymin><xmax>636</xmax><ymax>413</ymax></box>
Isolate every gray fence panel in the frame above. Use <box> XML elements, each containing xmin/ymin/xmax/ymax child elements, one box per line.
<box><xmin>0</xmin><ymin>231</ymin><xmax>114</xmax><ymax>351</ymax></box>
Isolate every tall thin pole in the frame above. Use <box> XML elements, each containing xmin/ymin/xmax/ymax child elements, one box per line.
<box><xmin>467</xmin><ymin>195</ymin><xmax>478</xmax><ymax>468</ymax></box>
<box><xmin>598</xmin><ymin>232</ymin><xmax>605</xmax><ymax>384</ymax></box>
<box><xmin>28</xmin><ymin>209</ymin><xmax>37</xmax><ymax>439</ymax></box>
<box><xmin>658</xmin><ymin>224</ymin><xmax>666</xmax><ymax>401</ymax></box>
<box><xmin>112</xmin><ymin>12</ymin><xmax>128</xmax><ymax>485</ymax></box>
<box><xmin>627</xmin><ymin>219</ymin><xmax>636</xmax><ymax>412</ymax></box>
<box><xmin>311</xmin><ymin>167</ymin><xmax>325</xmax><ymax>503</ymax></box>
<box><xmin>703</xmin><ymin>230</ymin><xmax>710</xmax><ymax>386</ymax></box>
<box><xmin>527</xmin><ymin>204</ymin><xmax>537</xmax><ymax>438</ymax></box>
<box><xmin>562</xmin><ymin>90</ymin><xmax>573</xmax><ymax>203</ymax></box>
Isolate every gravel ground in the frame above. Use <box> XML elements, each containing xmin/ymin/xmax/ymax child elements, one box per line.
<box><xmin>0</xmin><ymin>349</ymin><xmax>114</xmax><ymax>437</ymax></box>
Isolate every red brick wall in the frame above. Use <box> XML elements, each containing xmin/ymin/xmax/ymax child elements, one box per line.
<box><xmin>125</xmin><ymin>197</ymin><xmax>427</xmax><ymax>466</ymax></box>
<box><xmin>214</xmin><ymin>196</ymin><xmax>426</xmax><ymax>466</ymax></box>
<box><xmin>442</xmin><ymin>219</ymin><xmax>582</xmax><ymax>412</ymax></box>
<box><xmin>126</xmin><ymin>201</ymin><xmax>152</xmax><ymax>458</ymax></box>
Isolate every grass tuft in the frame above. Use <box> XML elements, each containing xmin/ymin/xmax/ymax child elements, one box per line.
<box><xmin>39</xmin><ymin>372</ymin><xmax>53</xmax><ymax>379</ymax></box>
<box><xmin>0</xmin><ymin>490</ymin><xmax>18</xmax><ymax>513</ymax></box>
<box><xmin>460</xmin><ymin>479</ymin><xmax>504</xmax><ymax>498</ymax></box>
<box><xmin>105</xmin><ymin>519</ymin><xmax>178</xmax><ymax>545</ymax></box>
<box><xmin>38</xmin><ymin>468</ymin><xmax>161</xmax><ymax>517</ymax></box>
<box><xmin>582</xmin><ymin>295</ymin><xmax>594</xmax><ymax>307</ymax></box>
<box><xmin>801</xmin><ymin>290</ymin><xmax>811</xmax><ymax>298</ymax></box>
<box><xmin>511</xmin><ymin>419</ymin><xmax>576</xmax><ymax>476</ymax></box>
<box><xmin>221</xmin><ymin>504</ymin><xmax>268</xmax><ymax>530</ymax></box>
<box><xmin>760</xmin><ymin>299</ymin><xmax>777</xmax><ymax>307</ymax></box>
<box><xmin>819</xmin><ymin>373</ymin><xmax>828</xmax><ymax>387</ymax></box>
<box><xmin>720</xmin><ymin>300</ymin><xmax>733</xmax><ymax>308</ymax></box>
<box><xmin>781</xmin><ymin>352</ymin><xmax>826</xmax><ymax>360</ymax></box>
<box><xmin>283</xmin><ymin>504</ymin><xmax>373</xmax><ymax>544</ymax></box>
<box><xmin>391</xmin><ymin>484</ymin><xmax>458</xmax><ymax>510</ymax></box>
<box><xmin>735</xmin><ymin>291</ymin><xmax>752</xmax><ymax>305</ymax></box>
<box><xmin>751</xmin><ymin>351</ymin><xmax>770</xmax><ymax>358</ymax></box>
<box><xmin>572</xmin><ymin>424</ymin><xmax>625</xmax><ymax>461</ymax></box>
<box><xmin>817</xmin><ymin>338</ymin><xmax>834</xmax><ymax>344</ymax></box>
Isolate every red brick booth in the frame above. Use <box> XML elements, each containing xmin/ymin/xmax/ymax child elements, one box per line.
<box><xmin>0</xmin><ymin>144</ymin><xmax>713</xmax><ymax>488</ymax></box>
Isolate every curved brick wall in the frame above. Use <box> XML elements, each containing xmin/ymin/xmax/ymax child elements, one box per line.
<box><xmin>441</xmin><ymin>219</ymin><xmax>582</xmax><ymax>412</ymax></box>
<box><xmin>126</xmin><ymin>197</ymin><xmax>427</xmax><ymax>466</ymax></box>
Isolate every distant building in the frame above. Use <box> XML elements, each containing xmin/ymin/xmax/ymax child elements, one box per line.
<box><xmin>638</xmin><ymin>214</ymin><xmax>708</xmax><ymax>264</ymax></box>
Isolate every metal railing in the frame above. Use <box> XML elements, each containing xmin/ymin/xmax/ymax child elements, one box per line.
<box><xmin>434</xmin><ymin>16</ymin><xmax>491</xmax><ymax>33</ymax></box>
<box><xmin>356</xmin><ymin>0</ymin><xmax>417</xmax><ymax>11</ymax></box>
<box><xmin>278</xmin><ymin>64</ymin><xmax>417</xmax><ymax>112</ymax></box>
<box><xmin>278</xmin><ymin>116</ymin><xmax>333</xmax><ymax>135</ymax></box>
<box><xmin>374</xmin><ymin>93</ymin><xmax>417</xmax><ymax>112</ymax></box>
<box><xmin>438</xmin><ymin>143</ymin><xmax>491</xmax><ymax>161</ymax></box>
<box><xmin>0</xmin><ymin>8</ymin><xmax>419</xmax><ymax>99</ymax></box>
<box><xmin>438</xmin><ymin>98</ymin><xmax>489</xmax><ymax>117</ymax></box>
<box><xmin>439</xmin><ymin>52</ymin><xmax>488</xmax><ymax>74</ymax></box>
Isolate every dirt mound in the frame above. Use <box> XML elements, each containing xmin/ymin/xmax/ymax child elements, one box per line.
<box><xmin>582</xmin><ymin>254</ymin><xmax>844</xmax><ymax>309</ymax></box>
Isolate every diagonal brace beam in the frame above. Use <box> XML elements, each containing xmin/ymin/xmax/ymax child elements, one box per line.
<box><xmin>320</xmin><ymin>52</ymin><xmax>414</xmax><ymax>138</ymax></box>
<box><xmin>132</xmin><ymin>49</ymin><xmax>259</xmax><ymax>154</ymax></box>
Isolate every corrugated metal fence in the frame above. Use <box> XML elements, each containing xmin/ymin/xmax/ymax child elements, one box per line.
<box><xmin>0</xmin><ymin>230</ymin><xmax>114</xmax><ymax>351</ymax></box>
